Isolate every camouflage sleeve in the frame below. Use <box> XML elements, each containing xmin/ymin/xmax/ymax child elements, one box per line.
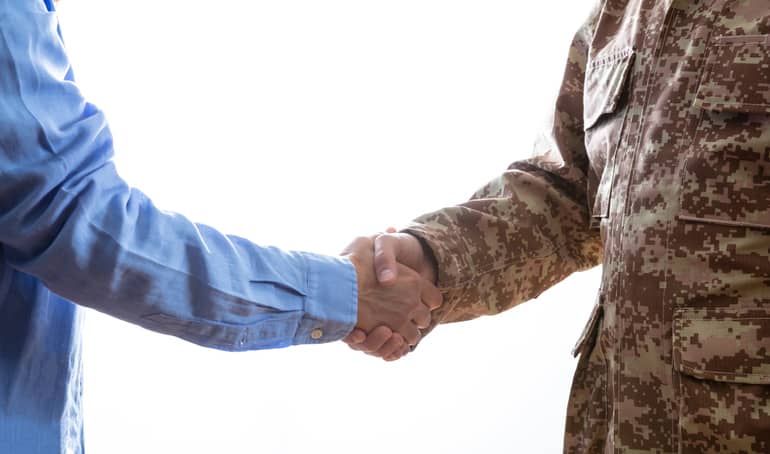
<box><xmin>403</xmin><ymin>4</ymin><xmax>603</xmax><ymax>333</ymax></box>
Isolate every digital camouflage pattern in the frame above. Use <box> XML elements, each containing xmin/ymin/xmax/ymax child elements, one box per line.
<box><xmin>403</xmin><ymin>0</ymin><xmax>770</xmax><ymax>452</ymax></box>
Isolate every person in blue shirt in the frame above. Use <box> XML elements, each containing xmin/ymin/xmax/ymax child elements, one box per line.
<box><xmin>0</xmin><ymin>1</ymin><xmax>442</xmax><ymax>452</ymax></box>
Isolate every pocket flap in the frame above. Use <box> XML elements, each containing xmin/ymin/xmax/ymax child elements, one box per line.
<box><xmin>583</xmin><ymin>48</ymin><xmax>635</xmax><ymax>129</ymax></box>
<box><xmin>673</xmin><ymin>308</ymin><xmax>770</xmax><ymax>384</ymax></box>
<box><xmin>572</xmin><ymin>293</ymin><xmax>604</xmax><ymax>357</ymax></box>
<box><xmin>694</xmin><ymin>35</ymin><xmax>770</xmax><ymax>113</ymax></box>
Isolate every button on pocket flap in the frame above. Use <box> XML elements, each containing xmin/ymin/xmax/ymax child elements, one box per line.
<box><xmin>694</xmin><ymin>35</ymin><xmax>770</xmax><ymax>113</ymax></box>
<box><xmin>583</xmin><ymin>48</ymin><xmax>635</xmax><ymax>130</ymax></box>
<box><xmin>673</xmin><ymin>308</ymin><xmax>770</xmax><ymax>384</ymax></box>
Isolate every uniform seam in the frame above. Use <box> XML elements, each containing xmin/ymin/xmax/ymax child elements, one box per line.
<box><xmin>678</xmin><ymin>368</ymin><xmax>770</xmax><ymax>380</ymax></box>
<box><xmin>664</xmin><ymin>17</ymin><xmax>713</xmax><ymax>450</ymax></box>
<box><xmin>678</xmin><ymin>316</ymin><xmax>770</xmax><ymax>320</ymax></box>
<box><xmin>611</xmin><ymin>6</ymin><xmax>683</xmax><ymax>452</ymax></box>
<box><xmin>698</xmin><ymin>101</ymin><xmax>770</xmax><ymax>109</ymax></box>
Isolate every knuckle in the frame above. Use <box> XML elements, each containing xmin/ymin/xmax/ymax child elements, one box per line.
<box><xmin>373</xmin><ymin>234</ymin><xmax>388</xmax><ymax>245</ymax></box>
<box><xmin>361</xmin><ymin>344</ymin><xmax>377</xmax><ymax>353</ymax></box>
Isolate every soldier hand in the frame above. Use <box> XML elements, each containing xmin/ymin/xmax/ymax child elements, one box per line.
<box><xmin>373</xmin><ymin>230</ymin><xmax>438</xmax><ymax>286</ymax></box>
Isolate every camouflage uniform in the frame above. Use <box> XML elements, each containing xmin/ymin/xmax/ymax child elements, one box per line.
<box><xmin>404</xmin><ymin>1</ymin><xmax>770</xmax><ymax>452</ymax></box>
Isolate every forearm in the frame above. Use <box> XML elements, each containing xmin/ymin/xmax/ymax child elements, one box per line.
<box><xmin>404</xmin><ymin>162</ymin><xmax>601</xmax><ymax>334</ymax></box>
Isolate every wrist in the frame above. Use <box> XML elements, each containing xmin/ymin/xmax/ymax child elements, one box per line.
<box><xmin>403</xmin><ymin>232</ymin><xmax>439</xmax><ymax>285</ymax></box>
<box><xmin>345</xmin><ymin>253</ymin><xmax>366</xmax><ymax>294</ymax></box>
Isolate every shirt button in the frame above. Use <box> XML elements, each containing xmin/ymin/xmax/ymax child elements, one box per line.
<box><xmin>310</xmin><ymin>329</ymin><xmax>324</xmax><ymax>340</ymax></box>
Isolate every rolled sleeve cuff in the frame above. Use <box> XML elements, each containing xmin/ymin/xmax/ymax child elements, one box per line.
<box><xmin>293</xmin><ymin>252</ymin><xmax>358</xmax><ymax>345</ymax></box>
<box><xmin>402</xmin><ymin>219</ymin><xmax>475</xmax><ymax>289</ymax></box>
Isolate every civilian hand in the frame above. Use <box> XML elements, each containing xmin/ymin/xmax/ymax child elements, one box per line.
<box><xmin>344</xmin><ymin>326</ymin><xmax>410</xmax><ymax>361</ymax></box>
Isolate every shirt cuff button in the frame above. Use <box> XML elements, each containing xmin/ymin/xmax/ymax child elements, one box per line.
<box><xmin>310</xmin><ymin>329</ymin><xmax>324</xmax><ymax>340</ymax></box>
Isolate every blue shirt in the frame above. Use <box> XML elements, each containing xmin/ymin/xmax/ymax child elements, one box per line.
<box><xmin>0</xmin><ymin>1</ymin><xmax>358</xmax><ymax>452</ymax></box>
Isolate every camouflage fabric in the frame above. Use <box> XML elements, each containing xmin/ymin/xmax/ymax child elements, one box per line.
<box><xmin>403</xmin><ymin>1</ymin><xmax>770</xmax><ymax>452</ymax></box>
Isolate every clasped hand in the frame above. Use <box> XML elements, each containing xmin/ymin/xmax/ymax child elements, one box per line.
<box><xmin>341</xmin><ymin>230</ymin><xmax>439</xmax><ymax>362</ymax></box>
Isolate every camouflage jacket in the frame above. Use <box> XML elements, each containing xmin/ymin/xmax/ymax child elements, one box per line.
<box><xmin>405</xmin><ymin>1</ymin><xmax>770</xmax><ymax>452</ymax></box>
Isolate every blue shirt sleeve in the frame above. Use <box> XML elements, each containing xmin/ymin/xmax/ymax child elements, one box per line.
<box><xmin>0</xmin><ymin>3</ymin><xmax>357</xmax><ymax>351</ymax></box>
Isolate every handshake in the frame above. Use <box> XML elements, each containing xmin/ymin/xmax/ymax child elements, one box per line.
<box><xmin>341</xmin><ymin>229</ymin><xmax>441</xmax><ymax>362</ymax></box>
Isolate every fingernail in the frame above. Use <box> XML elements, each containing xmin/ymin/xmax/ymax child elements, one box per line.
<box><xmin>379</xmin><ymin>269</ymin><xmax>394</xmax><ymax>282</ymax></box>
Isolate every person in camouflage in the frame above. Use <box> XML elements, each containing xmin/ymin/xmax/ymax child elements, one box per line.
<box><xmin>344</xmin><ymin>0</ymin><xmax>770</xmax><ymax>452</ymax></box>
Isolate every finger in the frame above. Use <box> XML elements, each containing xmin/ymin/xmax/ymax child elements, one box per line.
<box><xmin>347</xmin><ymin>341</ymin><xmax>368</xmax><ymax>352</ymax></box>
<box><xmin>373</xmin><ymin>234</ymin><xmax>400</xmax><ymax>286</ymax></box>
<box><xmin>385</xmin><ymin>226</ymin><xmax>397</xmax><ymax>233</ymax></box>
<box><xmin>367</xmin><ymin>333</ymin><xmax>405</xmax><ymax>359</ymax></box>
<box><xmin>411</xmin><ymin>302</ymin><xmax>431</xmax><ymax>329</ymax></box>
<box><xmin>347</xmin><ymin>326</ymin><xmax>387</xmax><ymax>352</ymax></box>
<box><xmin>421</xmin><ymin>281</ymin><xmax>443</xmax><ymax>311</ymax></box>
<box><xmin>355</xmin><ymin>325</ymin><xmax>393</xmax><ymax>353</ymax></box>
<box><xmin>343</xmin><ymin>328</ymin><xmax>367</xmax><ymax>345</ymax></box>
<box><xmin>386</xmin><ymin>334</ymin><xmax>409</xmax><ymax>360</ymax></box>
<box><xmin>385</xmin><ymin>343</ymin><xmax>410</xmax><ymax>362</ymax></box>
<box><xmin>398</xmin><ymin>322</ymin><xmax>422</xmax><ymax>346</ymax></box>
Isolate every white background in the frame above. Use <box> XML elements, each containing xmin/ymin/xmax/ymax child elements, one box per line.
<box><xmin>56</xmin><ymin>1</ymin><xmax>597</xmax><ymax>453</ymax></box>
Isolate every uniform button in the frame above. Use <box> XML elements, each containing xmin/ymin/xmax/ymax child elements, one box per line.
<box><xmin>311</xmin><ymin>329</ymin><xmax>324</xmax><ymax>340</ymax></box>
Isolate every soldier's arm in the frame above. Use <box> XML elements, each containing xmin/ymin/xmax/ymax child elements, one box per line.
<box><xmin>401</xmin><ymin>3</ymin><xmax>604</xmax><ymax>337</ymax></box>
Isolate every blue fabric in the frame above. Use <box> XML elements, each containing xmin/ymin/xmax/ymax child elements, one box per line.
<box><xmin>0</xmin><ymin>1</ymin><xmax>358</xmax><ymax>452</ymax></box>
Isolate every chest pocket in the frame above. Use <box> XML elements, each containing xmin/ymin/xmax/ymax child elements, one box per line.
<box><xmin>675</xmin><ymin>36</ymin><xmax>770</xmax><ymax>452</ymax></box>
<box><xmin>679</xmin><ymin>35</ymin><xmax>770</xmax><ymax>229</ymax></box>
<box><xmin>583</xmin><ymin>47</ymin><xmax>635</xmax><ymax>227</ymax></box>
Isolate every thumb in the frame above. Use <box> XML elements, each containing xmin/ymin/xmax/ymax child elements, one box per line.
<box><xmin>343</xmin><ymin>328</ymin><xmax>367</xmax><ymax>345</ymax></box>
<box><xmin>373</xmin><ymin>234</ymin><xmax>400</xmax><ymax>285</ymax></box>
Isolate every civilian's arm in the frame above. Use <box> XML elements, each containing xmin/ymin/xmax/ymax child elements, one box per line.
<box><xmin>0</xmin><ymin>5</ymin><xmax>356</xmax><ymax>351</ymax></box>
